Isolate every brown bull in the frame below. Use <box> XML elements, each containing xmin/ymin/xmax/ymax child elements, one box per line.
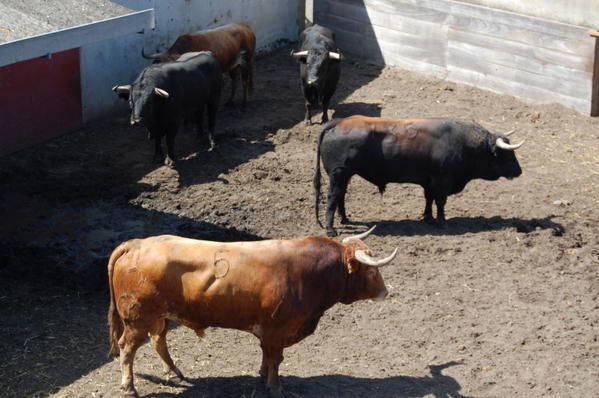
<box><xmin>107</xmin><ymin>227</ymin><xmax>396</xmax><ymax>397</ymax></box>
<box><xmin>143</xmin><ymin>22</ymin><xmax>256</xmax><ymax>105</ymax></box>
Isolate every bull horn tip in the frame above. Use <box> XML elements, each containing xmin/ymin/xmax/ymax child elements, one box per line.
<box><xmin>341</xmin><ymin>225</ymin><xmax>377</xmax><ymax>244</ymax></box>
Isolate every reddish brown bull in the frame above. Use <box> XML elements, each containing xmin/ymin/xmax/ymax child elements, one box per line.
<box><xmin>143</xmin><ymin>22</ymin><xmax>255</xmax><ymax>105</ymax></box>
<box><xmin>107</xmin><ymin>227</ymin><xmax>396</xmax><ymax>397</ymax></box>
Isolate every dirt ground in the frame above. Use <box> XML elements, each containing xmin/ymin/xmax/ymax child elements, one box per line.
<box><xmin>0</xmin><ymin>47</ymin><xmax>598</xmax><ymax>398</ymax></box>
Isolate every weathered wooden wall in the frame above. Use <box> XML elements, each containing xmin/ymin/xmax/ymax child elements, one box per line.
<box><xmin>315</xmin><ymin>0</ymin><xmax>596</xmax><ymax>115</ymax></box>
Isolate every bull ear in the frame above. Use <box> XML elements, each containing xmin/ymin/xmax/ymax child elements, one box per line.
<box><xmin>154</xmin><ymin>88</ymin><xmax>170</xmax><ymax>98</ymax></box>
<box><xmin>343</xmin><ymin>246</ymin><xmax>361</xmax><ymax>274</ymax></box>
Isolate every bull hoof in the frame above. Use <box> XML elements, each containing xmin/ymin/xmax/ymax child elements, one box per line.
<box><xmin>166</xmin><ymin>374</ymin><xmax>186</xmax><ymax>385</ymax></box>
<box><xmin>268</xmin><ymin>386</ymin><xmax>285</xmax><ymax>398</ymax></box>
<box><xmin>423</xmin><ymin>215</ymin><xmax>435</xmax><ymax>224</ymax></box>
<box><xmin>120</xmin><ymin>385</ymin><xmax>138</xmax><ymax>398</ymax></box>
<box><xmin>321</xmin><ymin>116</ymin><xmax>329</xmax><ymax>125</ymax></box>
<box><xmin>164</xmin><ymin>156</ymin><xmax>175</xmax><ymax>167</ymax></box>
<box><xmin>304</xmin><ymin>119</ymin><xmax>312</xmax><ymax>126</ymax></box>
<box><xmin>326</xmin><ymin>228</ymin><xmax>338</xmax><ymax>237</ymax></box>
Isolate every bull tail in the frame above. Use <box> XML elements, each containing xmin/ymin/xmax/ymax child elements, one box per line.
<box><xmin>314</xmin><ymin>120</ymin><xmax>338</xmax><ymax>228</ymax></box>
<box><xmin>107</xmin><ymin>243</ymin><xmax>129</xmax><ymax>358</ymax></box>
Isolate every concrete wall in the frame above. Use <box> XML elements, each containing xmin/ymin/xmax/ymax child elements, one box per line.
<box><xmin>81</xmin><ymin>0</ymin><xmax>299</xmax><ymax>121</ymax></box>
<box><xmin>459</xmin><ymin>0</ymin><xmax>599</xmax><ymax>29</ymax></box>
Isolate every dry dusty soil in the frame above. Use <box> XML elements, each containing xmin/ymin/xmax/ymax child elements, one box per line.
<box><xmin>0</xmin><ymin>48</ymin><xmax>598</xmax><ymax>398</ymax></box>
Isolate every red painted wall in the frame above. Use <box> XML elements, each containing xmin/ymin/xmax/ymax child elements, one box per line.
<box><xmin>0</xmin><ymin>48</ymin><xmax>82</xmax><ymax>156</ymax></box>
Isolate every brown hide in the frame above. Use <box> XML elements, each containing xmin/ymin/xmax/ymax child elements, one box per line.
<box><xmin>107</xmin><ymin>234</ymin><xmax>389</xmax><ymax>396</ymax></box>
<box><xmin>110</xmin><ymin>235</ymin><xmax>385</xmax><ymax>342</ymax></box>
<box><xmin>159</xmin><ymin>22</ymin><xmax>256</xmax><ymax>72</ymax></box>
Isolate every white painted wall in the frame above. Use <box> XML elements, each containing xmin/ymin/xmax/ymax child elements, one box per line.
<box><xmin>459</xmin><ymin>0</ymin><xmax>599</xmax><ymax>28</ymax></box>
<box><xmin>81</xmin><ymin>0</ymin><xmax>299</xmax><ymax>121</ymax></box>
<box><xmin>113</xmin><ymin>0</ymin><xmax>298</xmax><ymax>53</ymax></box>
<box><xmin>80</xmin><ymin>31</ymin><xmax>150</xmax><ymax>121</ymax></box>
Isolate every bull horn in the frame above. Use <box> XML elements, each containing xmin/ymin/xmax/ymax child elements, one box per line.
<box><xmin>504</xmin><ymin>130</ymin><xmax>515</xmax><ymax>137</ymax></box>
<box><xmin>112</xmin><ymin>85</ymin><xmax>131</xmax><ymax>93</ymax></box>
<box><xmin>291</xmin><ymin>50</ymin><xmax>308</xmax><ymax>59</ymax></box>
<box><xmin>495</xmin><ymin>137</ymin><xmax>525</xmax><ymax>151</ymax></box>
<box><xmin>355</xmin><ymin>248</ymin><xmax>398</xmax><ymax>267</ymax></box>
<box><xmin>342</xmin><ymin>225</ymin><xmax>376</xmax><ymax>244</ymax></box>
<box><xmin>141</xmin><ymin>48</ymin><xmax>161</xmax><ymax>60</ymax></box>
<box><xmin>154</xmin><ymin>88</ymin><xmax>169</xmax><ymax>98</ymax></box>
<box><xmin>328</xmin><ymin>51</ymin><xmax>343</xmax><ymax>60</ymax></box>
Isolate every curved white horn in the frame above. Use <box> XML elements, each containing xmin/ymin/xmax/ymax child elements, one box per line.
<box><xmin>291</xmin><ymin>50</ymin><xmax>308</xmax><ymax>59</ymax></box>
<box><xmin>342</xmin><ymin>225</ymin><xmax>376</xmax><ymax>244</ymax></box>
<box><xmin>154</xmin><ymin>88</ymin><xmax>170</xmax><ymax>98</ymax></box>
<box><xmin>355</xmin><ymin>248</ymin><xmax>398</xmax><ymax>267</ymax></box>
<box><xmin>504</xmin><ymin>130</ymin><xmax>515</xmax><ymax>137</ymax></box>
<box><xmin>112</xmin><ymin>85</ymin><xmax>131</xmax><ymax>93</ymax></box>
<box><xmin>495</xmin><ymin>137</ymin><xmax>525</xmax><ymax>151</ymax></box>
<box><xmin>328</xmin><ymin>51</ymin><xmax>343</xmax><ymax>60</ymax></box>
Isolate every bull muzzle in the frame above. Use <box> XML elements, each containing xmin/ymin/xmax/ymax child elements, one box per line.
<box><xmin>374</xmin><ymin>288</ymin><xmax>389</xmax><ymax>301</ymax></box>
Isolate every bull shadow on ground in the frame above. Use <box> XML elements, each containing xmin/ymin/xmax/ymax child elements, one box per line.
<box><xmin>140</xmin><ymin>361</ymin><xmax>468</xmax><ymax>398</ymax></box>
<box><xmin>332</xmin><ymin>101</ymin><xmax>383</xmax><ymax>119</ymax></box>
<box><xmin>335</xmin><ymin>216</ymin><xmax>565</xmax><ymax>237</ymax></box>
<box><xmin>0</xmin><ymin>204</ymin><xmax>264</xmax><ymax>397</ymax></box>
<box><xmin>173</xmin><ymin>49</ymin><xmax>384</xmax><ymax>187</ymax></box>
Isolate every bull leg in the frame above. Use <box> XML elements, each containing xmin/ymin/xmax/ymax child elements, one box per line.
<box><xmin>196</xmin><ymin>106</ymin><xmax>204</xmax><ymax>138</ymax></box>
<box><xmin>206</xmin><ymin>101</ymin><xmax>218</xmax><ymax>151</ymax></box>
<box><xmin>241</xmin><ymin>63</ymin><xmax>250</xmax><ymax>109</ymax></box>
<box><xmin>164</xmin><ymin>124</ymin><xmax>177</xmax><ymax>167</ymax></box>
<box><xmin>150</xmin><ymin>319</ymin><xmax>184</xmax><ymax>382</ymax></box>
<box><xmin>153</xmin><ymin>136</ymin><xmax>164</xmax><ymax>164</ymax></box>
<box><xmin>259</xmin><ymin>344</ymin><xmax>268</xmax><ymax>381</ymax></box>
<box><xmin>227</xmin><ymin>67</ymin><xmax>240</xmax><ymax>105</ymax></box>
<box><xmin>321</xmin><ymin>97</ymin><xmax>330</xmax><ymax>125</ymax></box>
<box><xmin>118</xmin><ymin>325</ymin><xmax>147</xmax><ymax>397</ymax></box>
<box><xmin>423</xmin><ymin>185</ymin><xmax>434</xmax><ymax>223</ymax></box>
<box><xmin>261</xmin><ymin>344</ymin><xmax>285</xmax><ymax>398</ymax></box>
<box><xmin>326</xmin><ymin>170</ymin><xmax>350</xmax><ymax>236</ymax></box>
<box><xmin>435</xmin><ymin>194</ymin><xmax>447</xmax><ymax>225</ymax></box>
<box><xmin>337</xmin><ymin>178</ymin><xmax>350</xmax><ymax>224</ymax></box>
<box><xmin>304</xmin><ymin>101</ymin><xmax>313</xmax><ymax>125</ymax></box>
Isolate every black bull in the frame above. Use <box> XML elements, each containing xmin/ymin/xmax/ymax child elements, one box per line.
<box><xmin>113</xmin><ymin>51</ymin><xmax>222</xmax><ymax>166</ymax></box>
<box><xmin>314</xmin><ymin>116</ymin><xmax>525</xmax><ymax>236</ymax></box>
<box><xmin>291</xmin><ymin>24</ymin><xmax>343</xmax><ymax>125</ymax></box>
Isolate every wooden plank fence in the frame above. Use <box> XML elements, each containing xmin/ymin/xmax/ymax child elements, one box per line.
<box><xmin>315</xmin><ymin>0</ymin><xmax>597</xmax><ymax>115</ymax></box>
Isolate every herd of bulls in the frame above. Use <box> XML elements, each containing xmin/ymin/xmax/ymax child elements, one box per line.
<box><xmin>107</xmin><ymin>22</ymin><xmax>525</xmax><ymax>397</ymax></box>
